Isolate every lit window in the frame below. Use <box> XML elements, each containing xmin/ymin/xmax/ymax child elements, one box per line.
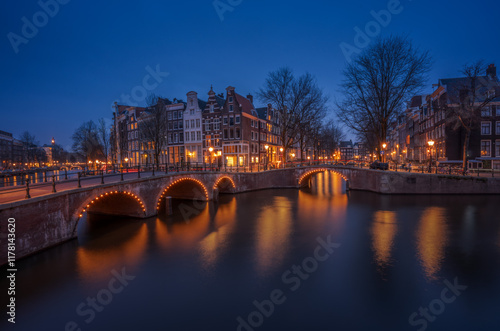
<box><xmin>481</xmin><ymin>140</ymin><xmax>491</xmax><ymax>156</ymax></box>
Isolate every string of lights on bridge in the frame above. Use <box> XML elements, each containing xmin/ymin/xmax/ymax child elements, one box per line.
<box><xmin>298</xmin><ymin>169</ymin><xmax>348</xmax><ymax>186</ymax></box>
<box><xmin>213</xmin><ymin>176</ymin><xmax>236</xmax><ymax>190</ymax></box>
<box><xmin>157</xmin><ymin>178</ymin><xmax>209</xmax><ymax>210</ymax></box>
<box><xmin>78</xmin><ymin>190</ymin><xmax>146</xmax><ymax>218</ymax></box>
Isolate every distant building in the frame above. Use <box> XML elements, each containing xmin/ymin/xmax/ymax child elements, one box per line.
<box><xmin>112</xmin><ymin>104</ymin><xmax>147</xmax><ymax>167</ymax></box>
<box><xmin>0</xmin><ymin>130</ymin><xmax>23</xmax><ymax>168</ymax></box>
<box><xmin>184</xmin><ymin>91</ymin><xmax>206</xmax><ymax>164</ymax></box>
<box><xmin>220</xmin><ymin>86</ymin><xmax>261</xmax><ymax>167</ymax></box>
<box><xmin>388</xmin><ymin>63</ymin><xmax>500</xmax><ymax>169</ymax></box>
<box><xmin>165</xmin><ymin>99</ymin><xmax>186</xmax><ymax>164</ymax></box>
<box><xmin>202</xmin><ymin>87</ymin><xmax>226</xmax><ymax>166</ymax></box>
<box><xmin>339</xmin><ymin>140</ymin><xmax>353</xmax><ymax>161</ymax></box>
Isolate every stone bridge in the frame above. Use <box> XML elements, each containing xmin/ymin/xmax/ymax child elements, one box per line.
<box><xmin>1</xmin><ymin>166</ymin><xmax>499</xmax><ymax>265</ymax></box>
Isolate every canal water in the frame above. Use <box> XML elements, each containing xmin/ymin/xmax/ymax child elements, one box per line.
<box><xmin>1</xmin><ymin>172</ymin><xmax>500</xmax><ymax>330</ymax></box>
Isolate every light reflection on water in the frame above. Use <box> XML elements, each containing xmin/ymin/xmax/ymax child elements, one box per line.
<box><xmin>371</xmin><ymin>210</ymin><xmax>398</xmax><ymax>272</ymax></box>
<box><xmin>416</xmin><ymin>207</ymin><xmax>448</xmax><ymax>281</ymax></box>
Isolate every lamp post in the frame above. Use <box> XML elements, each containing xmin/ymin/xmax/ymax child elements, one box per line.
<box><xmin>279</xmin><ymin>147</ymin><xmax>284</xmax><ymax>168</ymax></box>
<box><xmin>427</xmin><ymin>140</ymin><xmax>434</xmax><ymax>173</ymax></box>
<box><xmin>265</xmin><ymin>145</ymin><xmax>269</xmax><ymax>169</ymax></box>
<box><xmin>209</xmin><ymin>147</ymin><xmax>213</xmax><ymax>171</ymax></box>
<box><xmin>382</xmin><ymin>143</ymin><xmax>387</xmax><ymax>163</ymax></box>
<box><xmin>396</xmin><ymin>144</ymin><xmax>399</xmax><ymax>170</ymax></box>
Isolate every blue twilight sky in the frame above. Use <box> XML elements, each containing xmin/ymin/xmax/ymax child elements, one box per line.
<box><xmin>1</xmin><ymin>0</ymin><xmax>499</xmax><ymax>150</ymax></box>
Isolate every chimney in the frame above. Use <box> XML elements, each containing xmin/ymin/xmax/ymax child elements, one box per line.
<box><xmin>247</xmin><ymin>94</ymin><xmax>253</xmax><ymax>104</ymax></box>
<box><xmin>486</xmin><ymin>64</ymin><xmax>497</xmax><ymax>80</ymax></box>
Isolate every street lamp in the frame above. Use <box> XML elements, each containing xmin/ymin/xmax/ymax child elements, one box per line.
<box><xmin>265</xmin><ymin>145</ymin><xmax>269</xmax><ymax>169</ymax></box>
<box><xmin>427</xmin><ymin>140</ymin><xmax>435</xmax><ymax>173</ymax></box>
<box><xmin>279</xmin><ymin>147</ymin><xmax>284</xmax><ymax>168</ymax></box>
<box><xmin>209</xmin><ymin>147</ymin><xmax>213</xmax><ymax>170</ymax></box>
<box><xmin>382</xmin><ymin>143</ymin><xmax>387</xmax><ymax>163</ymax></box>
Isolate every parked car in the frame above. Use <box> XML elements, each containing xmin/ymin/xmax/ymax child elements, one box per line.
<box><xmin>370</xmin><ymin>161</ymin><xmax>388</xmax><ymax>170</ymax></box>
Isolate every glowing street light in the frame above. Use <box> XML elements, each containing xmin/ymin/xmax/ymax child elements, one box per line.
<box><xmin>427</xmin><ymin>140</ymin><xmax>435</xmax><ymax>172</ymax></box>
<box><xmin>208</xmin><ymin>147</ymin><xmax>214</xmax><ymax>169</ymax></box>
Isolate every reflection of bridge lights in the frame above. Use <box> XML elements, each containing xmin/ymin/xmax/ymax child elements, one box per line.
<box><xmin>78</xmin><ymin>190</ymin><xmax>146</xmax><ymax>219</ymax></box>
<box><xmin>157</xmin><ymin>178</ymin><xmax>209</xmax><ymax>210</ymax></box>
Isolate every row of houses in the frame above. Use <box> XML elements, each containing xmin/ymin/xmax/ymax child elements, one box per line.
<box><xmin>386</xmin><ymin>64</ymin><xmax>500</xmax><ymax>169</ymax></box>
<box><xmin>112</xmin><ymin>86</ymin><xmax>285</xmax><ymax>168</ymax></box>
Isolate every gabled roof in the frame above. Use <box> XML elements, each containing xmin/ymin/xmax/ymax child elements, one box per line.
<box><xmin>235</xmin><ymin>93</ymin><xmax>258</xmax><ymax>116</ymax></box>
<box><xmin>198</xmin><ymin>98</ymin><xmax>207</xmax><ymax>110</ymax></box>
<box><xmin>339</xmin><ymin>140</ymin><xmax>353</xmax><ymax>148</ymax></box>
<box><xmin>438</xmin><ymin>76</ymin><xmax>500</xmax><ymax>104</ymax></box>
<box><xmin>215</xmin><ymin>96</ymin><xmax>225</xmax><ymax>108</ymax></box>
<box><xmin>115</xmin><ymin>105</ymin><xmax>147</xmax><ymax>117</ymax></box>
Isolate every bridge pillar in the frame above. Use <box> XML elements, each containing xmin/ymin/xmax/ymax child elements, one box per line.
<box><xmin>213</xmin><ymin>188</ymin><xmax>219</xmax><ymax>202</ymax></box>
<box><xmin>165</xmin><ymin>196</ymin><xmax>173</xmax><ymax>215</ymax></box>
<box><xmin>345</xmin><ymin>179</ymin><xmax>350</xmax><ymax>191</ymax></box>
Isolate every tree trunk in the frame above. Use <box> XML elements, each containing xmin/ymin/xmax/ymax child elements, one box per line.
<box><xmin>462</xmin><ymin>129</ymin><xmax>470</xmax><ymax>173</ymax></box>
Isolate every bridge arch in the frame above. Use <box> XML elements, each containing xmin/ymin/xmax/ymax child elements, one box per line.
<box><xmin>298</xmin><ymin>168</ymin><xmax>348</xmax><ymax>187</ymax></box>
<box><xmin>72</xmin><ymin>190</ymin><xmax>147</xmax><ymax>234</ymax></box>
<box><xmin>213</xmin><ymin>176</ymin><xmax>236</xmax><ymax>193</ymax></box>
<box><xmin>156</xmin><ymin>177</ymin><xmax>209</xmax><ymax>211</ymax></box>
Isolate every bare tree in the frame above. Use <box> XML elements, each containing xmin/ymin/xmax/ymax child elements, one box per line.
<box><xmin>72</xmin><ymin>121</ymin><xmax>103</xmax><ymax>162</ymax></box>
<box><xmin>258</xmin><ymin>67</ymin><xmax>328</xmax><ymax>160</ymax></box>
<box><xmin>97</xmin><ymin>118</ymin><xmax>110</xmax><ymax>164</ymax></box>
<box><xmin>445</xmin><ymin>60</ymin><xmax>500</xmax><ymax>172</ymax></box>
<box><xmin>138</xmin><ymin>94</ymin><xmax>167</xmax><ymax>168</ymax></box>
<box><xmin>319</xmin><ymin>120</ymin><xmax>345</xmax><ymax>156</ymax></box>
<box><xmin>336</xmin><ymin>36</ymin><xmax>431</xmax><ymax>159</ymax></box>
<box><xmin>19</xmin><ymin>131</ymin><xmax>38</xmax><ymax>164</ymax></box>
